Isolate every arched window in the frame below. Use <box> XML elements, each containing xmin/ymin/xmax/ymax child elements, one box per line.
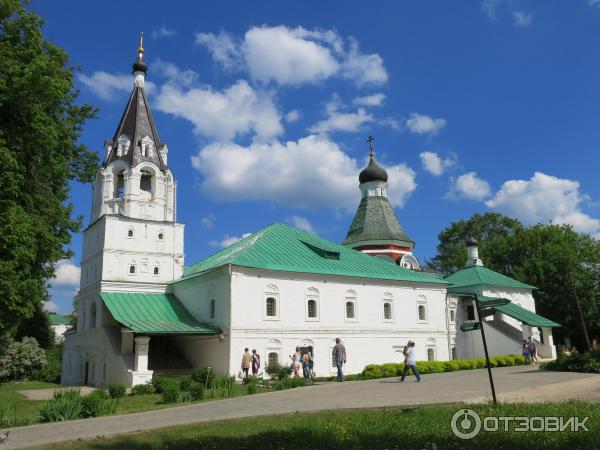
<box><xmin>264</xmin><ymin>284</ymin><xmax>279</xmax><ymax>320</ymax></box>
<box><xmin>344</xmin><ymin>290</ymin><xmax>357</xmax><ymax>321</ymax></box>
<box><xmin>129</xmin><ymin>260</ymin><xmax>137</xmax><ymax>275</ymax></box>
<box><xmin>210</xmin><ymin>299</ymin><xmax>216</xmax><ymax>319</ymax></box>
<box><xmin>140</xmin><ymin>170</ymin><xmax>153</xmax><ymax>194</ymax></box>
<box><xmin>158</xmin><ymin>232</ymin><xmax>164</xmax><ymax>240</ymax></box>
<box><xmin>306</xmin><ymin>287</ymin><xmax>319</xmax><ymax>321</ymax></box>
<box><xmin>117</xmin><ymin>135</ymin><xmax>130</xmax><ymax>156</ymax></box>
<box><xmin>418</xmin><ymin>304</ymin><xmax>426</xmax><ymax>321</ymax></box>
<box><xmin>153</xmin><ymin>266</ymin><xmax>159</xmax><ymax>275</ymax></box>
<box><xmin>268</xmin><ymin>352</ymin><xmax>279</xmax><ymax>366</ymax></box>
<box><xmin>89</xmin><ymin>302</ymin><xmax>97</xmax><ymax>329</ymax></box>
<box><xmin>307</xmin><ymin>300</ymin><xmax>317</xmax><ymax>318</ymax></box>
<box><xmin>427</xmin><ymin>348</ymin><xmax>435</xmax><ymax>361</ymax></box>
<box><xmin>384</xmin><ymin>302</ymin><xmax>392</xmax><ymax>320</ymax></box>
<box><xmin>141</xmin><ymin>136</ymin><xmax>154</xmax><ymax>158</ymax></box>
<box><xmin>266</xmin><ymin>297</ymin><xmax>276</xmax><ymax>317</ymax></box>
<box><xmin>127</xmin><ymin>227</ymin><xmax>134</xmax><ymax>238</ymax></box>
<box><xmin>115</xmin><ymin>171</ymin><xmax>125</xmax><ymax>199</ymax></box>
<box><xmin>346</xmin><ymin>301</ymin><xmax>355</xmax><ymax>319</ymax></box>
<box><xmin>449</xmin><ymin>309</ymin><xmax>456</xmax><ymax>323</ymax></box>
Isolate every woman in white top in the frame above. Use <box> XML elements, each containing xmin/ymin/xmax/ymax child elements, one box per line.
<box><xmin>289</xmin><ymin>347</ymin><xmax>301</xmax><ymax>378</ymax></box>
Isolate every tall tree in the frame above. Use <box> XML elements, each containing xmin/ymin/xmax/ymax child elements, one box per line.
<box><xmin>430</xmin><ymin>213</ymin><xmax>600</xmax><ymax>348</ymax></box>
<box><xmin>0</xmin><ymin>0</ymin><xmax>97</xmax><ymax>341</ymax></box>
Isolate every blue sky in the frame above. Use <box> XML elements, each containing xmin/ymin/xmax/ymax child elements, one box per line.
<box><xmin>36</xmin><ymin>0</ymin><xmax>600</xmax><ymax>313</ymax></box>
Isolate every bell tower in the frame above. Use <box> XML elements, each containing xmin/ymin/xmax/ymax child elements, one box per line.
<box><xmin>80</xmin><ymin>34</ymin><xmax>184</xmax><ymax>293</ymax></box>
<box><xmin>342</xmin><ymin>136</ymin><xmax>418</xmax><ymax>269</ymax></box>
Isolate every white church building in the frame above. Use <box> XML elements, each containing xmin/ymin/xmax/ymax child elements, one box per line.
<box><xmin>61</xmin><ymin>40</ymin><xmax>559</xmax><ymax>388</ymax></box>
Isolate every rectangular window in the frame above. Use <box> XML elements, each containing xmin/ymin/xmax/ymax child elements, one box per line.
<box><xmin>467</xmin><ymin>304</ymin><xmax>475</xmax><ymax>321</ymax></box>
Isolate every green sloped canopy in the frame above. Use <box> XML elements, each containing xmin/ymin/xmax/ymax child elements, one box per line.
<box><xmin>494</xmin><ymin>302</ymin><xmax>561</xmax><ymax>328</ymax></box>
<box><xmin>100</xmin><ymin>292</ymin><xmax>221</xmax><ymax>334</ymax></box>
<box><xmin>48</xmin><ymin>313</ymin><xmax>72</xmax><ymax>325</ymax></box>
<box><xmin>445</xmin><ymin>265</ymin><xmax>536</xmax><ymax>291</ymax></box>
<box><xmin>180</xmin><ymin>223</ymin><xmax>447</xmax><ymax>285</ymax></box>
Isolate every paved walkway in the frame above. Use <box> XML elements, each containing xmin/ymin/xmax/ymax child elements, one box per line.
<box><xmin>4</xmin><ymin>366</ymin><xmax>600</xmax><ymax>449</ymax></box>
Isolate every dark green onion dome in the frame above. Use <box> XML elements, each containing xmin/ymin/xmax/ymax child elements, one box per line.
<box><xmin>359</xmin><ymin>157</ymin><xmax>388</xmax><ymax>184</ymax></box>
<box><xmin>465</xmin><ymin>236</ymin><xmax>478</xmax><ymax>246</ymax></box>
<box><xmin>132</xmin><ymin>58</ymin><xmax>148</xmax><ymax>74</ymax></box>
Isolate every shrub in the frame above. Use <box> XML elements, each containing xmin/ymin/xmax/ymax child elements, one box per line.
<box><xmin>381</xmin><ymin>363</ymin><xmax>402</xmax><ymax>377</ymax></box>
<box><xmin>161</xmin><ymin>380</ymin><xmax>179</xmax><ymax>403</ymax></box>
<box><xmin>210</xmin><ymin>375</ymin><xmax>237</xmax><ymax>399</ymax></box>
<box><xmin>290</xmin><ymin>377</ymin><xmax>307</xmax><ymax>388</ymax></box>
<box><xmin>542</xmin><ymin>350</ymin><xmax>600</xmax><ymax>374</ymax></box>
<box><xmin>191</xmin><ymin>367</ymin><xmax>215</xmax><ymax>388</ymax></box>
<box><xmin>179</xmin><ymin>377</ymin><xmax>193</xmax><ymax>391</ymax></box>
<box><xmin>273</xmin><ymin>377</ymin><xmax>307</xmax><ymax>390</ymax></box>
<box><xmin>39</xmin><ymin>389</ymin><xmax>82</xmax><ymax>423</ymax></box>
<box><xmin>444</xmin><ymin>361</ymin><xmax>461</xmax><ymax>372</ymax></box>
<box><xmin>265</xmin><ymin>362</ymin><xmax>293</xmax><ymax>381</ymax></box>
<box><xmin>361</xmin><ymin>364</ymin><xmax>383</xmax><ymax>380</ymax></box>
<box><xmin>512</xmin><ymin>354</ymin><xmax>526</xmax><ymax>365</ymax></box>
<box><xmin>33</xmin><ymin>344</ymin><xmax>63</xmax><ymax>383</ymax></box>
<box><xmin>151</xmin><ymin>376</ymin><xmax>167</xmax><ymax>393</ymax></box>
<box><xmin>181</xmin><ymin>391</ymin><xmax>192</xmax><ymax>402</ymax></box>
<box><xmin>473</xmin><ymin>358</ymin><xmax>487</xmax><ymax>369</ymax></box>
<box><xmin>246</xmin><ymin>377</ymin><xmax>258</xmax><ymax>395</ymax></box>
<box><xmin>189</xmin><ymin>382</ymin><xmax>205</xmax><ymax>400</ymax></box>
<box><xmin>81</xmin><ymin>390</ymin><xmax>117</xmax><ymax>418</ymax></box>
<box><xmin>130</xmin><ymin>383</ymin><xmax>155</xmax><ymax>395</ymax></box>
<box><xmin>108</xmin><ymin>382</ymin><xmax>126</xmax><ymax>398</ymax></box>
<box><xmin>0</xmin><ymin>337</ymin><xmax>48</xmax><ymax>381</ymax></box>
<box><xmin>0</xmin><ymin>401</ymin><xmax>32</xmax><ymax>427</ymax></box>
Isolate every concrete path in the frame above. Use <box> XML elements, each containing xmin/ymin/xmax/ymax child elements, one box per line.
<box><xmin>17</xmin><ymin>387</ymin><xmax>96</xmax><ymax>401</ymax></box>
<box><xmin>4</xmin><ymin>366</ymin><xmax>599</xmax><ymax>449</ymax></box>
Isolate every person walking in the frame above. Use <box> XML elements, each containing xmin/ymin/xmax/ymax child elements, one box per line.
<box><xmin>307</xmin><ymin>345</ymin><xmax>314</xmax><ymax>376</ymax></box>
<box><xmin>332</xmin><ymin>338</ymin><xmax>346</xmax><ymax>382</ymax></box>
<box><xmin>522</xmin><ymin>339</ymin><xmax>530</xmax><ymax>364</ymax></box>
<box><xmin>400</xmin><ymin>341</ymin><xmax>421</xmax><ymax>382</ymax></box>
<box><xmin>289</xmin><ymin>347</ymin><xmax>301</xmax><ymax>378</ymax></box>
<box><xmin>241</xmin><ymin>348</ymin><xmax>252</xmax><ymax>379</ymax></box>
<box><xmin>302</xmin><ymin>352</ymin><xmax>313</xmax><ymax>382</ymax></box>
<box><xmin>527</xmin><ymin>337</ymin><xmax>537</xmax><ymax>364</ymax></box>
<box><xmin>251</xmin><ymin>349</ymin><xmax>261</xmax><ymax>376</ymax></box>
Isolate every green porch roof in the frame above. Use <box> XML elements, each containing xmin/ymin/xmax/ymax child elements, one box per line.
<box><xmin>494</xmin><ymin>302</ymin><xmax>561</xmax><ymax>328</ymax></box>
<box><xmin>48</xmin><ymin>313</ymin><xmax>72</xmax><ymax>326</ymax></box>
<box><xmin>100</xmin><ymin>292</ymin><xmax>221</xmax><ymax>334</ymax></box>
<box><xmin>445</xmin><ymin>265</ymin><xmax>536</xmax><ymax>291</ymax></box>
<box><xmin>180</xmin><ymin>222</ymin><xmax>447</xmax><ymax>285</ymax></box>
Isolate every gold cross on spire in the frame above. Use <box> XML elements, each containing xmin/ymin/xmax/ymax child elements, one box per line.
<box><xmin>367</xmin><ymin>135</ymin><xmax>375</xmax><ymax>160</ymax></box>
<box><xmin>137</xmin><ymin>32</ymin><xmax>144</xmax><ymax>60</ymax></box>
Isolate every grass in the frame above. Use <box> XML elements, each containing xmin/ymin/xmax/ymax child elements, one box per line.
<box><xmin>42</xmin><ymin>402</ymin><xmax>600</xmax><ymax>449</ymax></box>
<box><xmin>0</xmin><ymin>381</ymin><xmax>60</xmax><ymax>426</ymax></box>
<box><xmin>0</xmin><ymin>380</ymin><xmax>271</xmax><ymax>425</ymax></box>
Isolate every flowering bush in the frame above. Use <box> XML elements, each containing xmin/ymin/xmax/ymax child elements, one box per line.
<box><xmin>0</xmin><ymin>337</ymin><xmax>48</xmax><ymax>381</ymax></box>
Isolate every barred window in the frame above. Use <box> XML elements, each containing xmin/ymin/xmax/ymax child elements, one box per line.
<box><xmin>268</xmin><ymin>352</ymin><xmax>278</xmax><ymax>366</ymax></box>
<box><xmin>266</xmin><ymin>297</ymin><xmax>277</xmax><ymax>317</ymax></box>
<box><xmin>383</xmin><ymin>302</ymin><xmax>392</xmax><ymax>320</ymax></box>
<box><xmin>418</xmin><ymin>304</ymin><xmax>426</xmax><ymax>321</ymax></box>
<box><xmin>346</xmin><ymin>301</ymin><xmax>355</xmax><ymax>319</ymax></box>
<box><xmin>307</xmin><ymin>299</ymin><xmax>317</xmax><ymax>318</ymax></box>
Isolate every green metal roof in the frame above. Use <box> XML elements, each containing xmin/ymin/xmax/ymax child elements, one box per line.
<box><xmin>48</xmin><ymin>313</ymin><xmax>72</xmax><ymax>326</ymax></box>
<box><xmin>445</xmin><ymin>265</ymin><xmax>536</xmax><ymax>291</ymax></box>
<box><xmin>342</xmin><ymin>196</ymin><xmax>413</xmax><ymax>247</ymax></box>
<box><xmin>100</xmin><ymin>292</ymin><xmax>221</xmax><ymax>334</ymax></box>
<box><xmin>494</xmin><ymin>302</ymin><xmax>561</xmax><ymax>327</ymax></box>
<box><xmin>181</xmin><ymin>222</ymin><xmax>446</xmax><ymax>285</ymax></box>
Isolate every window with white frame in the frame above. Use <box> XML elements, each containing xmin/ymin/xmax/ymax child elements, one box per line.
<box><xmin>417</xmin><ymin>295</ymin><xmax>428</xmax><ymax>323</ymax></box>
<box><xmin>157</xmin><ymin>231</ymin><xmax>164</xmax><ymax>241</ymax></box>
<box><xmin>345</xmin><ymin>290</ymin><xmax>357</xmax><ymax>321</ymax></box>
<box><xmin>129</xmin><ymin>261</ymin><xmax>137</xmax><ymax>275</ymax></box>
<box><xmin>268</xmin><ymin>352</ymin><xmax>279</xmax><ymax>366</ymax></box>
<box><xmin>117</xmin><ymin>135</ymin><xmax>130</xmax><ymax>156</ymax></box>
<box><xmin>141</xmin><ymin>135</ymin><xmax>154</xmax><ymax>158</ymax></box>
<box><xmin>382</xmin><ymin>293</ymin><xmax>394</xmax><ymax>322</ymax></box>
<box><xmin>427</xmin><ymin>347</ymin><xmax>435</xmax><ymax>361</ymax></box>
<box><xmin>306</xmin><ymin>287</ymin><xmax>319</xmax><ymax>320</ymax></box>
<box><xmin>127</xmin><ymin>227</ymin><xmax>135</xmax><ymax>238</ymax></box>
<box><xmin>153</xmin><ymin>266</ymin><xmax>160</xmax><ymax>276</ymax></box>
<box><xmin>264</xmin><ymin>284</ymin><xmax>280</xmax><ymax>320</ymax></box>
<box><xmin>449</xmin><ymin>308</ymin><xmax>456</xmax><ymax>323</ymax></box>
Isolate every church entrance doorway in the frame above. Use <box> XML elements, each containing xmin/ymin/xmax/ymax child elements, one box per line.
<box><xmin>148</xmin><ymin>336</ymin><xmax>191</xmax><ymax>372</ymax></box>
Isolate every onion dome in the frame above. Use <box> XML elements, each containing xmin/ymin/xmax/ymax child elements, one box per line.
<box><xmin>359</xmin><ymin>157</ymin><xmax>388</xmax><ymax>184</ymax></box>
<box><xmin>465</xmin><ymin>236</ymin><xmax>478</xmax><ymax>246</ymax></box>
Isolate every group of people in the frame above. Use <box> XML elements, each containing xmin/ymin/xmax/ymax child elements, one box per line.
<box><xmin>289</xmin><ymin>346</ymin><xmax>315</xmax><ymax>382</ymax></box>
<box><xmin>522</xmin><ymin>336</ymin><xmax>538</xmax><ymax>364</ymax></box>
<box><xmin>240</xmin><ymin>348</ymin><xmax>261</xmax><ymax>378</ymax></box>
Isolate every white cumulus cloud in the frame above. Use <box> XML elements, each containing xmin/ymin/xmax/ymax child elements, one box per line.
<box><xmin>289</xmin><ymin>216</ymin><xmax>316</xmax><ymax>233</ymax></box>
<box><xmin>285</xmin><ymin>110</ymin><xmax>301</xmax><ymax>123</ymax></box>
<box><xmin>152</xmin><ymin>25</ymin><xmax>177</xmax><ymax>39</ymax></box>
<box><xmin>353</xmin><ymin>93</ymin><xmax>386</xmax><ymax>107</ymax></box>
<box><xmin>155</xmin><ymin>79</ymin><xmax>283</xmax><ymax>142</ymax></box>
<box><xmin>447</xmin><ymin>172</ymin><xmax>491</xmax><ymax>201</ymax></box>
<box><xmin>191</xmin><ymin>134</ymin><xmax>416</xmax><ymax>211</ymax></box>
<box><xmin>78</xmin><ymin>72</ymin><xmax>155</xmax><ymax>100</ymax></box>
<box><xmin>485</xmin><ymin>172</ymin><xmax>600</xmax><ymax>234</ymax></box>
<box><xmin>196</xmin><ymin>25</ymin><xmax>388</xmax><ymax>87</ymax></box>
<box><xmin>53</xmin><ymin>260</ymin><xmax>81</xmax><ymax>286</ymax></box>
<box><xmin>210</xmin><ymin>233</ymin><xmax>252</xmax><ymax>248</ymax></box>
<box><xmin>419</xmin><ymin>151</ymin><xmax>457</xmax><ymax>176</ymax></box>
<box><xmin>406</xmin><ymin>113</ymin><xmax>447</xmax><ymax>136</ymax></box>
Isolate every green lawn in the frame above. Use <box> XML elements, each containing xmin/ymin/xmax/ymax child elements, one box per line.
<box><xmin>43</xmin><ymin>402</ymin><xmax>600</xmax><ymax>450</ymax></box>
<box><xmin>0</xmin><ymin>381</ymin><xmax>270</xmax><ymax>426</ymax></box>
<box><xmin>0</xmin><ymin>381</ymin><xmax>61</xmax><ymax>426</ymax></box>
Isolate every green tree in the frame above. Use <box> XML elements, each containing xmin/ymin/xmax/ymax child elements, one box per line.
<box><xmin>0</xmin><ymin>0</ymin><xmax>97</xmax><ymax>340</ymax></box>
<box><xmin>430</xmin><ymin>213</ymin><xmax>600</xmax><ymax>349</ymax></box>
